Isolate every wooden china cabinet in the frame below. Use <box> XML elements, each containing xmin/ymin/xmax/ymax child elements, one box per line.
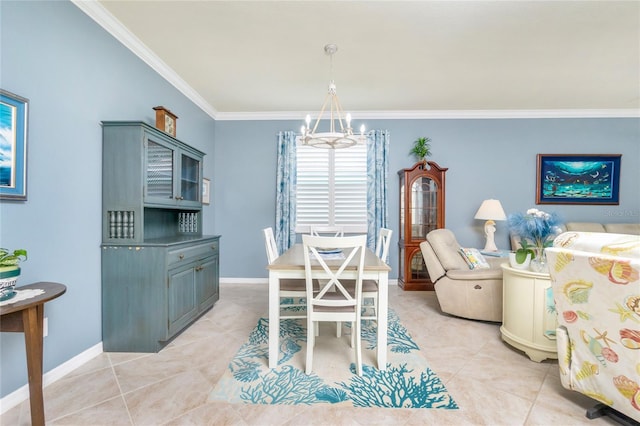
<box><xmin>398</xmin><ymin>161</ymin><xmax>447</xmax><ymax>290</ymax></box>
<box><xmin>101</xmin><ymin>121</ymin><xmax>220</xmax><ymax>352</ymax></box>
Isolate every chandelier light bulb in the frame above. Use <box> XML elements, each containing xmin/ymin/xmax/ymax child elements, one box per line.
<box><xmin>360</xmin><ymin>124</ymin><xmax>365</xmax><ymax>134</ymax></box>
<box><xmin>346</xmin><ymin>113</ymin><xmax>352</xmax><ymax>128</ymax></box>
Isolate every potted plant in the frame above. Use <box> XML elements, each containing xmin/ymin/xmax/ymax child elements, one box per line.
<box><xmin>508</xmin><ymin>241</ymin><xmax>534</xmax><ymax>270</ymax></box>
<box><xmin>0</xmin><ymin>248</ymin><xmax>27</xmax><ymax>300</ymax></box>
<box><xmin>410</xmin><ymin>137</ymin><xmax>432</xmax><ymax>162</ymax></box>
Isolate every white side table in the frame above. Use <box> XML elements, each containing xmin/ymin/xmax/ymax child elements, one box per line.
<box><xmin>500</xmin><ymin>264</ymin><xmax>558</xmax><ymax>362</ymax></box>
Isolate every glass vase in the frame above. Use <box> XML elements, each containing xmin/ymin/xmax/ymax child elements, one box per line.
<box><xmin>529</xmin><ymin>247</ymin><xmax>547</xmax><ymax>273</ymax></box>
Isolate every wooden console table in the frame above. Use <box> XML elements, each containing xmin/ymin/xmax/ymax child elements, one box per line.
<box><xmin>0</xmin><ymin>282</ymin><xmax>67</xmax><ymax>426</ymax></box>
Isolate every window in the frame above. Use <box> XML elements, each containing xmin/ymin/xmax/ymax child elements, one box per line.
<box><xmin>295</xmin><ymin>141</ymin><xmax>367</xmax><ymax>233</ymax></box>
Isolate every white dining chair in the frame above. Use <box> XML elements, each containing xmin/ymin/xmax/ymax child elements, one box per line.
<box><xmin>309</xmin><ymin>225</ymin><xmax>344</xmax><ymax>237</ymax></box>
<box><xmin>362</xmin><ymin>228</ymin><xmax>392</xmax><ymax>319</ymax></box>
<box><xmin>374</xmin><ymin>227</ymin><xmax>393</xmax><ymax>264</ymax></box>
<box><xmin>339</xmin><ymin>228</ymin><xmax>393</xmax><ymax>336</ymax></box>
<box><xmin>264</xmin><ymin>227</ymin><xmax>316</xmax><ymax>320</ymax></box>
<box><xmin>303</xmin><ymin>234</ymin><xmax>366</xmax><ymax>375</ymax></box>
<box><xmin>309</xmin><ymin>225</ymin><xmax>345</xmax><ymax>319</ymax></box>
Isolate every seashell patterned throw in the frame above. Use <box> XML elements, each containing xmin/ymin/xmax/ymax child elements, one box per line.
<box><xmin>546</xmin><ymin>231</ymin><xmax>640</xmax><ymax>422</ymax></box>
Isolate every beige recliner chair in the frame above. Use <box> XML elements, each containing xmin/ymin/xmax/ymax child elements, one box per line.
<box><xmin>420</xmin><ymin>229</ymin><xmax>504</xmax><ymax>322</ymax></box>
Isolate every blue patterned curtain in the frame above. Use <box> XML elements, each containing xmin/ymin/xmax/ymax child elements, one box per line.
<box><xmin>366</xmin><ymin>130</ymin><xmax>390</xmax><ymax>250</ymax></box>
<box><xmin>275</xmin><ymin>131</ymin><xmax>297</xmax><ymax>252</ymax></box>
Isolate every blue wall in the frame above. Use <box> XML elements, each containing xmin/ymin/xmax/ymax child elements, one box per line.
<box><xmin>215</xmin><ymin>118</ymin><xmax>640</xmax><ymax>278</ymax></box>
<box><xmin>0</xmin><ymin>1</ymin><xmax>216</xmax><ymax>398</ymax></box>
<box><xmin>1</xmin><ymin>0</ymin><xmax>639</xmax><ymax>400</ymax></box>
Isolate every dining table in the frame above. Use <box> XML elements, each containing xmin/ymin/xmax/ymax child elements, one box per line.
<box><xmin>267</xmin><ymin>243</ymin><xmax>391</xmax><ymax>370</ymax></box>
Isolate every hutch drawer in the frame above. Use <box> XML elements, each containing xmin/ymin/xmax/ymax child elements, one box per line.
<box><xmin>168</xmin><ymin>240</ymin><xmax>219</xmax><ymax>266</ymax></box>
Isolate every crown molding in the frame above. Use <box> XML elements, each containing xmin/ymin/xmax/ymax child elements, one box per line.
<box><xmin>71</xmin><ymin>1</ymin><xmax>638</xmax><ymax>123</ymax></box>
<box><xmin>71</xmin><ymin>0</ymin><xmax>218</xmax><ymax>119</ymax></box>
<box><xmin>215</xmin><ymin>109</ymin><xmax>640</xmax><ymax>121</ymax></box>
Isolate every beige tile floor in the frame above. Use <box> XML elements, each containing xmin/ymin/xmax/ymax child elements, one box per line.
<box><xmin>1</xmin><ymin>283</ymin><xmax>620</xmax><ymax>426</ymax></box>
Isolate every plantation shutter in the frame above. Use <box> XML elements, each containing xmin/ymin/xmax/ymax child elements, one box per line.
<box><xmin>296</xmin><ymin>142</ymin><xmax>367</xmax><ymax>233</ymax></box>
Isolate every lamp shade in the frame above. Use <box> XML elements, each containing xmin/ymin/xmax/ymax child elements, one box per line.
<box><xmin>474</xmin><ymin>199</ymin><xmax>507</xmax><ymax>221</ymax></box>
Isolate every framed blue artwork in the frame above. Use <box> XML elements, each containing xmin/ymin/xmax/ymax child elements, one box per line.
<box><xmin>0</xmin><ymin>89</ymin><xmax>28</xmax><ymax>200</ymax></box>
<box><xmin>536</xmin><ymin>154</ymin><xmax>621</xmax><ymax>205</ymax></box>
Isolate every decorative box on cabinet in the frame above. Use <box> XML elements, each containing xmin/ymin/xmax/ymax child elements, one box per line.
<box><xmin>101</xmin><ymin>121</ymin><xmax>220</xmax><ymax>352</ymax></box>
<box><xmin>398</xmin><ymin>161</ymin><xmax>447</xmax><ymax>291</ymax></box>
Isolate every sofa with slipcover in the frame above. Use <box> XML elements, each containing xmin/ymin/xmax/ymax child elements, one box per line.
<box><xmin>546</xmin><ymin>231</ymin><xmax>640</xmax><ymax>424</ymax></box>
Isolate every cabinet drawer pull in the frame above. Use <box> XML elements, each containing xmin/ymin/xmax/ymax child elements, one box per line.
<box><xmin>195</xmin><ymin>266</ymin><xmax>203</xmax><ymax>272</ymax></box>
<box><xmin>179</xmin><ymin>254</ymin><xmax>184</xmax><ymax>260</ymax></box>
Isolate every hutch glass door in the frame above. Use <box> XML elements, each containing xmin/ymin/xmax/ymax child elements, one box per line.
<box><xmin>146</xmin><ymin>140</ymin><xmax>174</xmax><ymax>202</ymax></box>
<box><xmin>180</xmin><ymin>153</ymin><xmax>200</xmax><ymax>202</ymax></box>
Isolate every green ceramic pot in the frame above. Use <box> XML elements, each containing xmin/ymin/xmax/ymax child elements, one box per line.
<box><xmin>0</xmin><ymin>267</ymin><xmax>20</xmax><ymax>301</ymax></box>
<box><xmin>0</xmin><ymin>266</ymin><xmax>21</xmax><ymax>280</ymax></box>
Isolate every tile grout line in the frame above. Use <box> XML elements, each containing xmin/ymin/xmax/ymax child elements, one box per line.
<box><xmin>107</xmin><ymin>353</ymin><xmax>136</xmax><ymax>425</ymax></box>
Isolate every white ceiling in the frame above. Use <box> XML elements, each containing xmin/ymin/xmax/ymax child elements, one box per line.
<box><xmin>77</xmin><ymin>1</ymin><xmax>639</xmax><ymax>119</ymax></box>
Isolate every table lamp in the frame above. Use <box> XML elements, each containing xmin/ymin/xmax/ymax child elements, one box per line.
<box><xmin>474</xmin><ymin>199</ymin><xmax>507</xmax><ymax>252</ymax></box>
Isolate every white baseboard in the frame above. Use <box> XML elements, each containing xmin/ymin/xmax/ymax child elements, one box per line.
<box><xmin>220</xmin><ymin>277</ymin><xmax>268</xmax><ymax>284</ymax></box>
<box><xmin>0</xmin><ymin>277</ymin><xmax>397</xmax><ymax>414</ymax></box>
<box><xmin>0</xmin><ymin>342</ymin><xmax>103</xmax><ymax>415</ymax></box>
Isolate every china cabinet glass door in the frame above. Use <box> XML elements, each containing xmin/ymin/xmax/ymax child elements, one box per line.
<box><xmin>146</xmin><ymin>140</ymin><xmax>175</xmax><ymax>203</ymax></box>
<box><xmin>411</xmin><ymin>177</ymin><xmax>438</xmax><ymax>240</ymax></box>
<box><xmin>180</xmin><ymin>153</ymin><xmax>200</xmax><ymax>202</ymax></box>
<box><xmin>409</xmin><ymin>249</ymin><xmax>429</xmax><ymax>281</ymax></box>
<box><xmin>399</xmin><ymin>185</ymin><xmax>405</xmax><ymax>241</ymax></box>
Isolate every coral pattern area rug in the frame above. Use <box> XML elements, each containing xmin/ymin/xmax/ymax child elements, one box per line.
<box><xmin>209</xmin><ymin>310</ymin><xmax>458</xmax><ymax>409</ymax></box>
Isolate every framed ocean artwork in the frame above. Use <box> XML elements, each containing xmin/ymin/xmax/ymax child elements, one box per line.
<box><xmin>536</xmin><ymin>154</ymin><xmax>621</xmax><ymax>205</ymax></box>
<box><xmin>0</xmin><ymin>89</ymin><xmax>28</xmax><ymax>200</ymax></box>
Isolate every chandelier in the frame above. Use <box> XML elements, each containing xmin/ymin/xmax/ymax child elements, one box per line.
<box><xmin>300</xmin><ymin>44</ymin><xmax>366</xmax><ymax>149</ymax></box>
